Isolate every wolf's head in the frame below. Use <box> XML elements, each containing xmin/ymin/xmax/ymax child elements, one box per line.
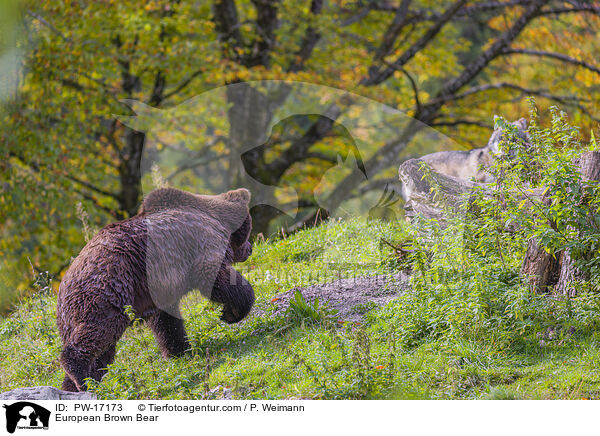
<box><xmin>487</xmin><ymin>117</ymin><xmax>529</xmax><ymax>155</ymax></box>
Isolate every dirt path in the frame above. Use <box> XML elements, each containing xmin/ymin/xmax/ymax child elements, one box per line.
<box><xmin>270</xmin><ymin>273</ymin><xmax>410</xmax><ymax>322</ymax></box>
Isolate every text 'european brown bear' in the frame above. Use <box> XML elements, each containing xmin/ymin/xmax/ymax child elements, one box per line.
<box><xmin>56</xmin><ymin>188</ymin><xmax>255</xmax><ymax>392</ymax></box>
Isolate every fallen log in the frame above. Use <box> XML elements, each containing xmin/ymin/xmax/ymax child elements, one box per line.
<box><xmin>398</xmin><ymin>158</ymin><xmax>484</xmax><ymax>223</ymax></box>
<box><xmin>398</xmin><ymin>158</ymin><xmax>543</xmax><ymax>223</ymax></box>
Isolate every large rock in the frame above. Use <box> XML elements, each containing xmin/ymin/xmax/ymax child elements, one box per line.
<box><xmin>0</xmin><ymin>386</ymin><xmax>96</xmax><ymax>400</ymax></box>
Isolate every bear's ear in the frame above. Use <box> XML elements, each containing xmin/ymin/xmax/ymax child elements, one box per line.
<box><xmin>221</xmin><ymin>188</ymin><xmax>251</xmax><ymax>206</ymax></box>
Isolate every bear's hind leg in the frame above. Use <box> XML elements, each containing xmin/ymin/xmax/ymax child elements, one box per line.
<box><xmin>61</xmin><ymin>373</ymin><xmax>78</xmax><ymax>392</ymax></box>
<box><xmin>146</xmin><ymin>307</ymin><xmax>190</xmax><ymax>358</ymax></box>
<box><xmin>60</xmin><ymin>317</ymin><xmax>128</xmax><ymax>391</ymax></box>
<box><xmin>89</xmin><ymin>345</ymin><xmax>117</xmax><ymax>384</ymax></box>
<box><xmin>60</xmin><ymin>345</ymin><xmax>94</xmax><ymax>392</ymax></box>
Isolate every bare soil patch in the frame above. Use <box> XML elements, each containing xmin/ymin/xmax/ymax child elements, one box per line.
<box><xmin>270</xmin><ymin>273</ymin><xmax>410</xmax><ymax>322</ymax></box>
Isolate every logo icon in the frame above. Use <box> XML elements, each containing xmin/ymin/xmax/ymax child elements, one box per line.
<box><xmin>2</xmin><ymin>402</ymin><xmax>50</xmax><ymax>434</ymax></box>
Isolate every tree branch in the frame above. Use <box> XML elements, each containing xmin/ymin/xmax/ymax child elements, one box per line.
<box><xmin>369</xmin><ymin>1</ymin><xmax>535</xmax><ymax>21</ymax></box>
<box><xmin>340</xmin><ymin>5</ymin><xmax>376</xmax><ymax>26</ymax></box>
<box><xmin>265</xmin><ymin>106</ymin><xmax>343</xmax><ymax>181</ymax></box>
<box><xmin>8</xmin><ymin>151</ymin><xmax>119</xmax><ymax>218</ymax></box>
<box><xmin>420</xmin><ymin>0</ymin><xmax>549</xmax><ymax>120</ymax></box>
<box><xmin>212</xmin><ymin>0</ymin><xmax>244</xmax><ymax>56</ymax></box>
<box><xmin>540</xmin><ymin>3</ymin><xmax>600</xmax><ymax>16</ymax></box>
<box><xmin>163</xmin><ymin>69</ymin><xmax>205</xmax><ymax>100</ymax></box>
<box><xmin>288</xmin><ymin>0</ymin><xmax>324</xmax><ymax>72</ymax></box>
<box><xmin>431</xmin><ymin>119</ymin><xmax>493</xmax><ymax>129</ymax></box>
<box><xmin>64</xmin><ymin>175</ymin><xmax>121</xmax><ymax>200</ymax></box>
<box><xmin>382</xmin><ymin>60</ymin><xmax>421</xmax><ymax>113</ymax></box>
<box><xmin>148</xmin><ymin>70</ymin><xmax>166</xmax><ymax>106</ymax></box>
<box><xmin>501</xmin><ymin>47</ymin><xmax>600</xmax><ymax>75</ymax></box>
<box><xmin>431</xmin><ymin>82</ymin><xmax>599</xmax><ymax>122</ymax></box>
<box><xmin>372</xmin><ymin>0</ymin><xmax>412</xmax><ymax>62</ymax></box>
<box><xmin>25</xmin><ymin>9</ymin><xmax>72</xmax><ymax>42</ymax></box>
<box><xmin>362</xmin><ymin>0</ymin><xmax>468</xmax><ymax>86</ymax></box>
<box><xmin>248</xmin><ymin>0</ymin><xmax>279</xmax><ymax>67</ymax></box>
<box><xmin>74</xmin><ymin>190</ymin><xmax>119</xmax><ymax>218</ymax></box>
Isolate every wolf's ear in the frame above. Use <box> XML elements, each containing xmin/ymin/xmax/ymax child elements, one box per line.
<box><xmin>516</xmin><ymin>118</ymin><xmax>528</xmax><ymax>130</ymax></box>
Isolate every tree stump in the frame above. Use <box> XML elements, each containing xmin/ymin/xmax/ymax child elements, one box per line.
<box><xmin>521</xmin><ymin>151</ymin><xmax>600</xmax><ymax>295</ymax></box>
<box><xmin>554</xmin><ymin>151</ymin><xmax>600</xmax><ymax>296</ymax></box>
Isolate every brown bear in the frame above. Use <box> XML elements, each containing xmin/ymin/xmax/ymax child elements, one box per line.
<box><xmin>56</xmin><ymin>187</ymin><xmax>255</xmax><ymax>392</ymax></box>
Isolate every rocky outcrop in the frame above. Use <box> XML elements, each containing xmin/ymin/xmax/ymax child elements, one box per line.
<box><xmin>0</xmin><ymin>386</ymin><xmax>96</xmax><ymax>400</ymax></box>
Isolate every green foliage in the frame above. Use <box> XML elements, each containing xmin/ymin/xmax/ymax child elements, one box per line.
<box><xmin>373</xmin><ymin>107</ymin><xmax>600</xmax><ymax>355</ymax></box>
<box><xmin>286</xmin><ymin>290</ymin><xmax>338</xmax><ymax>326</ymax></box>
<box><xmin>474</xmin><ymin>102</ymin><xmax>600</xmax><ymax>290</ymax></box>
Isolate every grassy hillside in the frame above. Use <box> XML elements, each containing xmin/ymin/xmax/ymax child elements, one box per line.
<box><xmin>2</xmin><ymin>215</ymin><xmax>600</xmax><ymax>400</ymax></box>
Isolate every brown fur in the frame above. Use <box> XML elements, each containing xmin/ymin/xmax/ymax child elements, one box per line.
<box><xmin>57</xmin><ymin>188</ymin><xmax>254</xmax><ymax>392</ymax></box>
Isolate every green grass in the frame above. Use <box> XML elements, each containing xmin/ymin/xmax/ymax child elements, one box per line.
<box><xmin>1</xmin><ymin>217</ymin><xmax>600</xmax><ymax>399</ymax></box>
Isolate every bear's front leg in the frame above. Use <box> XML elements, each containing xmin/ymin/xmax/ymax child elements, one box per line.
<box><xmin>232</xmin><ymin>241</ymin><xmax>252</xmax><ymax>263</ymax></box>
<box><xmin>210</xmin><ymin>263</ymin><xmax>255</xmax><ymax>323</ymax></box>
<box><xmin>60</xmin><ymin>345</ymin><xmax>93</xmax><ymax>392</ymax></box>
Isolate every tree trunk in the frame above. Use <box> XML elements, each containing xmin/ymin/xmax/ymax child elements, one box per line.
<box><xmin>225</xmin><ymin>82</ymin><xmax>279</xmax><ymax>236</ymax></box>
<box><xmin>554</xmin><ymin>253</ymin><xmax>583</xmax><ymax>297</ymax></box>
<box><xmin>118</xmin><ymin>129</ymin><xmax>145</xmax><ymax>218</ymax></box>
<box><xmin>520</xmin><ymin>189</ymin><xmax>558</xmax><ymax>293</ymax></box>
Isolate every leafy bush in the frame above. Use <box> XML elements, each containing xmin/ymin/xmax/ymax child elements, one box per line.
<box><xmin>481</xmin><ymin>102</ymin><xmax>600</xmax><ymax>287</ymax></box>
